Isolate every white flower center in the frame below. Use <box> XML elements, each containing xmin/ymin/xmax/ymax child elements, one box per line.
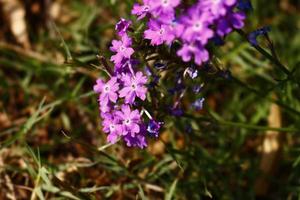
<box><xmin>119</xmin><ymin>45</ymin><xmax>126</xmax><ymax>52</ymax></box>
<box><xmin>143</xmin><ymin>5</ymin><xmax>150</xmax><ymax>12</ymax></box>
<box><xmin>162</xmin><ymin>0</ymin><xmax>169</xmax><ymax>6</ymax></box>
<box><xmin>104</xmin><ymin>85</ymin><xmax>110</xmax><ymax>93</ymax></box>
<box><xmin>131</xmin><ymin>83</ymin><xmax>137</xmax><ymax>90</ymax></box>
<box><xmin>212</xmin><ymin>0</ymin><xmax>221</xmax><ymax>5</ymax></box>
<box><xmin>159</xmin><ymin>28</ymin><xmax>165</xmax><ymax>35</ymax></box>
<box><xmin>110</xmin><ymin>124</ymin><xmax>115</xmax><ymax>131</ymax></box>
<box><xmin>125</xmin><ymin>119</ymin><xmax>131</xmax><ymax>125</ymax></box>
<box><xmin>193</xmin><ymin>22</ymin><xmax>203</xmax><ymax>31</ymax></box>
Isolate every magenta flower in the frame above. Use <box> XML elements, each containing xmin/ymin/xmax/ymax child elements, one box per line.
<box><xmin>179</xmin><ymin>6</ymin><xmax>214</xmax><ymax>44</ymax></box>
<box><xmin>110</xmin><ymin>35</ymin><xmax>134</xmax><ymax>65</ymax></box>
<box><xmin>199</xmin><ymin>0</ymin><xmax>236</xmax><ymax>18</ymax></box>
<box><xmin>150</xmin><ymin>0</ymin><xmax>180</xmax><ymax>19</ymax></box>
<box><xmin>177</xmin><ymin>42</ymin><xmax>209</xmax><ymax>65</ymax></box>
<box><xmin>116</xmin><ymin>105</ymin><xmax>141</xmax><ymax>137</ymax></box>
<box><xmin>119</xmin><ymin>72</ymin><xmax>148</xmax><ymax>104</ymax></box>
<box><xmin>99</xmin><ymin>101</ymin><xmax>111</xmax><ymax>116</ymax></box>
<box><xmin>131</xmin><ymin>0</ymin><xmax>152</xmax><ymax>20</ymax></box>
<box><xmin>93</xmin><ymin>79</ymin><xmax>104</xmax><ymax>93</ymax></box>
<box><xmin>93</xmin><ymin>77</ymin><xmax>119</xmax><ymax>105</ymax></box>
<box><xmin>102</xmin><ymin>113</ymin><xmax>122</xmax><ymax>144</ymax></box>
<box><xmin>144</xmin><ymin>20</ymin><xmax>175</xmax><ymax>45</ymax></box>
<box><xmin>124</xmin><ymin>131</ymin><xmax>147</xmax><ymax>148</ymax></box>
<box><xmin>115</xmin><ymin>18</ymin><xmax>132</xmax><ymax>36</ymax></box>
<box><xmin>216</xmin><ymin>11</ymin><xmax>246</xmax><ymax>36</ymax></box>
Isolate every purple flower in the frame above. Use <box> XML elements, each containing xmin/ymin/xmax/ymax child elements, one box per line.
<box><xmin>147</xmin><ymin>120</ymin><xmax>163</xmax><ymax>137</ymax></box>
<box><xmin>170</xmin><ymin>107</ymin><xmax>184</xmax><ymax>117</ymax></box>
<box><xmin>192</xmin><ymin>85</ymin><xmax>203</xmax><ymax>93</ymax></box>
<box><xmin>102</xmin><ymin>113</ymin><xmax>122</xmax><ymax>144</ymax></box>
<box><xmin>119</xmin><ymin>72</ymin><xmax>148</xmax><ymax>104</ymax></box>
<box><xmin>199</xmin><ymin>0</ymin><xmax>237</xmax><ymax>18</ymax></box>
<box><xmin>144</xmin><ymin>20</ymin><xmax>175</xmax><ymax>45</ymax></box>
<box><xmin>115</xmin><ymin>18</ymin><xmax>132</xmax><ymax>36</ymax></box>
<box><xmin>179</xmin><ymin>5</ymin><xmax>214</xmax><ymax>44</ymax></box>
<box><xmin>177</xmin><ymin>42</ymin><xmax>209</xmax><ymax>65</ymax></box>
<box><xmin>216</xmin><ymin>11</ymin><xmax>246</xmax><ymax>36</ymax></box>
<box><xmin>150</xmin><ymin>0</ymin><xmax>181</xmax><ymax>19</ymax></box>
<box><xmin>124</xmin><ymin>130</ymin><xmax>147</xmax><ymax>148</ymax></box>
<box><xmin>110</xmin><ymin>35</ymin><xmax>134</xmax><ymax>65</ymax></box>
<box><xmin>192</xmin><ymin>98</ymin><xmax>205</xmax><ymax>111</ymax></box>
<box><xmin>185</xmin><ymin>67</ymin><xmax>198</xmax><ymax>79</ymax></box>
<box><xmin>114</xmin><ymin>59</ymin><xmax>139</xmax><ymax>76</ymax></box>
<box><xmin>116</xmin><ymin>105</ymin><xmax>141</xmax><ymax>137</ymax></box>
<box><xmin>248</xmin><ymin>26</ymin><xmax>271</xmax><ymax>46</ymax></box>
<box><xmin>99</xmin><ymin>101</ymin><xmax>111</xmax><ymax>116</ymax></box>
<box><xmin>93</xmin><ymin>77</ymin><xmax>119</xmax><ymax>105</ymax></box>
<box><xmin>93</xmin><ymin>79</ymin><xmax>104</xmax><ymax>93</ymax></box>
<box><xmin>131</xmin><ymin>0</ymin><xmax>151</xmax><ymax>20</ymax></box>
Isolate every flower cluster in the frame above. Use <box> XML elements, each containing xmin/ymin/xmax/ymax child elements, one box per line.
<box><xmin>94</xmin><ymin>18</ymin><xmax>162</xmax><ymax>148</ymax></box>
<box><xmin>133</xmin><ymin>0</ymin><xmax>246</xmax><ymax>65</ymax></box>
<box><xmin>94</xmin><ymin>0</ymin><xmax>248</xmax><ymax>148</ymax></box>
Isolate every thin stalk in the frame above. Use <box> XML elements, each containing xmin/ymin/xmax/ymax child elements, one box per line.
<box><xmin>236</xmin><ymin>29</ymin><xmax>291</xmax><ymax>76</ymax></box>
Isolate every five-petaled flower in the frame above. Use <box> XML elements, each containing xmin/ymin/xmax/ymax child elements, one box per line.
<box><xmin>119</xmin><ymin>72</ymin><xmax>148</xmax><ymax>104</ymax></box>
<box><xmin>94</xmin><ymin>77</ymin><xmax>119</xmax><ymax>105</ymax></box>
<box><xmin>110</xmin><ymin>35</ymin><xmax>134</xmax><ymax>65</ymax></box>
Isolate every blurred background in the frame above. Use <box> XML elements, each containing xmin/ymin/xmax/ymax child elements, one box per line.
<box><xmin>0</xmin><ymin>0</ymin><xmax>300</xmax><ymax>199</ymax></box>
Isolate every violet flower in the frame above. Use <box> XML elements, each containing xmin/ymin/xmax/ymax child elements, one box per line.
<box><xmin>192</xmin><ymin>98</ymin><xmax>205</xmax><ymax>111</ymax></box>
<box><xmin>179</xmin><ymin>5</ymin><xmax>214</xmax><ymax>44</ymax></box>
<box><xmin>177</xmin><ymin>42</ymin><xmax>209</xmax><ymax>65</ymax></box>
<box><xmin>124</xmin><ymin>131</ymin><xmax>147</xmax><ymax>148</ymax></box>
<box><xmin>147</xmin><ymin>120</ymin><xmax>163</xmax><ymax>137</ymax></box>
<box><xmin>216</xmin><ymin>11</ymin><xmax>246</xmax><ymax>36</ymax></box>
<box><xmin>144</xmin><ymin>19</ymin><xmax>175</xmax><ymax>45</ymax></box>
<box><xmin>110</xmin><ymin>34</ymin><xmax>134</xmax><ymax>65</ymax></box>
<box><xmin>119</xmin><ymin>72</ymin><xmax>148</xmax><ymax>104</ymax></box>
<box><xmin>248</xmin><ymin>26</ymin><xmax>271</xmax><ymax>46</ymax></box>
<box><xmin>102</xmin><ymin>113</ymin><xmax>122</xmax><ymax>144</ymax></box>
<box><xmin>199</xmin><ymin>0</ymin><xmax>237</xmax><ymax>18</ymax></box>
<box><xmin>115</xmin><ymin>18</ymin><xmax>132</xmax><ymax>36</ymax></box>
<box><xmin>116</xmin><ymin>105</ymin><xmax>141</xmax><ymax>137</ymax></box>
<box><xmin>93</xmin><ymin>77</ymin><xmax>119</xmax><ymax>105</ymax></box>
<box><xmin>150</xmin><ymin>0</ymin><xmax>180</xmax><ymax>19</ymax></box>
<box><xmin>132</xmin><ymin>0</ymin><xmax>152</xmax><ymax>20</ymax></box>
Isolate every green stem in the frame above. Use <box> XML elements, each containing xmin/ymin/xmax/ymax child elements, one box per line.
<box><xmin>236</xmin><ymin>29</ymin><xmax>291</xmax><ymax>76</ymax></box>
<box><xmin>253</xmin><ymin>45</ymin><xmax>291</xmax><ymax>75</ymax></box>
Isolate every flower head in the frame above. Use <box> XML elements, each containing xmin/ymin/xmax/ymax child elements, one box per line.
<box><xmin>117</xmin><ymin>105</ymin><xmax>141</xmax><ymax>137</ymax></box>
<box><xmin>248</xmin><ymin>26</ymin><xmax>271</xmax><ymax>46</ymax></box>
<box><xmin>132</xmin><ymin>0</ymin><xmax>152</xmax><ymax>20</ymax></box>
<box><xmin>150</xmin><ymin>0</ymin><xmax>180</xmax><ymax>19</ymax></box>
<box><xmin>94</xmin><ymin>77</ymin><xmax>119</xmax><ymax>105</ymax></box>
<box><xmin>102</xmin><ymin>113</ymin><xmax>122</xmax><ymax>144</ymax></box>
<box><xmin>119</xmin><ymin>72</ymin><xmax>148</xmax><ymax>104</ymax></box>
<box><xmin>110</xmin><ymin>35</ymin><xmax>134</xmax><ymax>65</ymax></box>
<box><xmin>177</xmin><ymin>42</ymin><xmax>209</xmax><ymax>65</ymax></box>
<box><xmin>216</xmin><ymin>11</ymin><xmax>246</xmax><ymax>36</ymax></box>
<box><xmin>115</xmin><ymin>18</ymin><xmax>132</xmax><ymax>36</ymax></box>
<box><xmin>179</xmin><ymin>5</ymin><xmax>214</xmax><ymax>44</ymax></box>
<box><xmin>199</xmin><ymin>0</ymin><xmax>237</xmax><ymax>18</ymax></box>
<box><xmin>192</xmin><ymin>97</ymin><xmax>205</xmax><ymax>111</ymax></box>
<box><xmin>124</xmin><ymin>129</ymin><xmax>147</xmax><ymax>148</ymax></box>
<box><xmin>147</xmin><ymin>120</ymin><xmax>163</xmax><ymax>137</ymax></box>
<box><xmin>144</xmin><ymin>20</ymin><xmax>175</xmax><ymax>45</ymax></box>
